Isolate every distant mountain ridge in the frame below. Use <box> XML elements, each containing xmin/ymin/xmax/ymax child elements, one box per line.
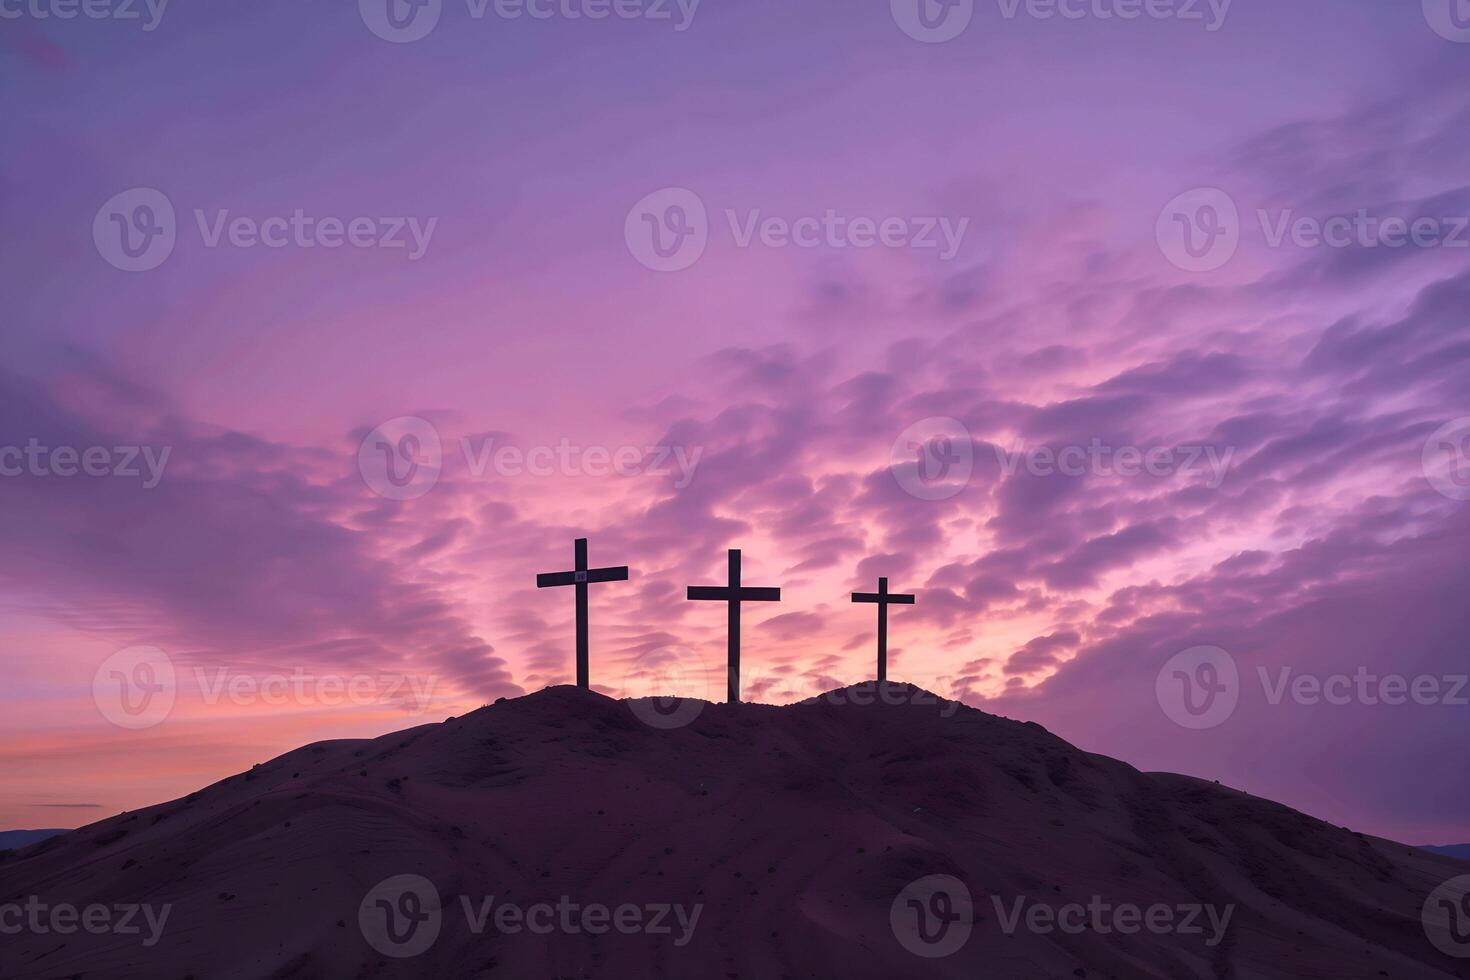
<box><xmin>0</xmin><ymin>829</ymin><xmax>66</xmax><ymax>851</ymax></box>
<box><xmin>2</xmin><ymin>684</ymin><xmax>1468</xmax><ymax>978</ymax></box>
<box><xmin>1423</xmin><ymin>843</ymin><xmax>1470</xmax><ymax>861</ymax></box>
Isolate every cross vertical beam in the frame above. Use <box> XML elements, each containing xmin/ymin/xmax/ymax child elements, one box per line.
<box><xmin>687</xmin><ymin>548</ymin><xmax>781</xmax><ymax>703</ymax></box>
<box><xmin>536</xmin><ymin>537</ymin><xmax>629</xmax><ymax>690</ymax></box>
<box><xmin>574</xmin><ymin>538</ymin><xmax>589</xmax><ymax>688</ymax></box>
<box><xmin>852</xmin><ymin>576</ymin><xmax>915</xmax><ymax>683</ymax></box>
<box><xmin>726</xmin><ymin>549</ymin><xmax>740</xmax><ymax>704</ymax></box>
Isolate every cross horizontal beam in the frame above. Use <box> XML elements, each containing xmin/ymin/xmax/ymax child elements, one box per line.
<box><xmin>852</xmin><ymin>591</ymin><xmax>915</xmax><ymax>604</ymax></box>
<box><xmin>538</xmin><ymin>567</ymin><xmax>629</xmax><ymax>588</ymax></box>
<box><xmin>687</xmin><ymin>586</ymin><xmax>780</xmax><ymax>602</ymax></box>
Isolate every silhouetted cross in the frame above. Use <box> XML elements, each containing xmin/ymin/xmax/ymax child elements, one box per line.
<box><xmin>851</xmin><ymin>576</ymin><xmax>915</xmax><ymax>683</ymax></box>
<box><xmin>536</xmin><ymin>537</ymin><xmax>629</xmax><ymax>689</ymax></box>
<box><xmin>687</xmin><ymin>549</ymin><xmax>781</xmax><ymax>703</ymax></box>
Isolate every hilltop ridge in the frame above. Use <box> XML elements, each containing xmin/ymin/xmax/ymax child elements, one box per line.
<box><xmin>2</xmin><ymin>683</ymin><xmax>1465</xmax><ymax>979</ymax></box>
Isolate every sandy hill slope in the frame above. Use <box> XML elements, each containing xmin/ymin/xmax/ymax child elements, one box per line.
<box><xmin>2</xmin><ymin>683</ymin><xmax>1467</xmax><ymax>979</ymax></box>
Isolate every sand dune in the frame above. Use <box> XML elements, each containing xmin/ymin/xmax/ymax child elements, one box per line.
<box><xmin>3</xmin><ymin>683</ymin><xmax>1467</xmax><ymax>979</ymax></box>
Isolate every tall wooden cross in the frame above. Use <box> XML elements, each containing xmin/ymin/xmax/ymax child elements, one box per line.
<box><xmin>536</xmin><ymin>537</ymin><xmax>629</xmax><ymax>689</ymax></box>
<box><xmin>851</xmin><ymin>576</ymin><xmax>915</xmax><ymax>683</ymax></box>
<box><xmin>687</xmin><ymin>549</ymin><xmax>781</xmax><ymax>703</ymax></box>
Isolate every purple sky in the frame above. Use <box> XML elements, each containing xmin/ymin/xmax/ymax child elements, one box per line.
<box><xmin>2</xmin><ymin>0</ymin><xmax>1468</xmax><ymax>844</ymax></box>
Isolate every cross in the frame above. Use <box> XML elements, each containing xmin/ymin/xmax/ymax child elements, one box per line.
<box><xmin>851</xmin><ymin>577</ymin><xmax>915</xmax><ymax>683</ymax></box>
<box><xmin>536</xmin><ymin>537</ymin><xmax>629</xmax><ymax>689</ymax></box>
<box><xmin>687</xmin><ymin>549</ymin><xmax>781</xmax><ymax>703</ymax></box>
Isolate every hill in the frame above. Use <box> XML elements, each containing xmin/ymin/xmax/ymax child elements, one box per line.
<box><xmin>2</xmin><ymin>683</ymin><xmax>1467</xmax><ymax>978</ymax></box>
